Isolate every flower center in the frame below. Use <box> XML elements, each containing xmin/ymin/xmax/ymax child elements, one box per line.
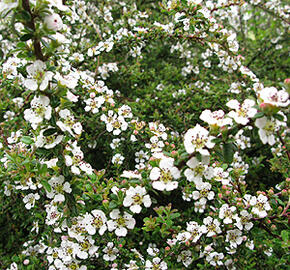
<box><xmin>93</xmin><ymin>216</ymin><xmax>103</xmax><ymax>228</ymax></box>
<box><xmin>160</xmin><ymin>170</ymin><xmax>172</xmax><ymax>183</ymax></box>
<box><xmin>117</xmin><ymin>217</ymin><xmax>126</xmax><ymax>227</ymax></box>
<box><xmin>200</xmin><ymin>189</ymin><xmax>209</xmax><ymax>198</ymax></box>
<box><xmin>133</xmin><ymin>194</ymin><xmax>143</xmax><ymax>204</ymax></box>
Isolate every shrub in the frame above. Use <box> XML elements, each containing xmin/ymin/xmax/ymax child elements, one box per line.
<box><xmin>0</xmin><ymin>0</ymin><xmax>289</xmax><ymax>269</ymax></box>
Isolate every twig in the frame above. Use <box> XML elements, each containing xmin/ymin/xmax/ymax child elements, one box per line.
<box><xmin>22</xmin><ymin>0</ymin><xmax>45</xmax><ymax>61</ymax></box>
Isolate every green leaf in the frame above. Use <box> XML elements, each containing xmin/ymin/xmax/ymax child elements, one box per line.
<box><xmin>223</xmin><ymin>143</ymin><xmax>234</xmax><ymax>163</ymax></box>
<box><xmin>108</xmin><ymin>201</ymin><xmax>118</xmax><ymax>209</ymax></box>
<box><xmin>41</xmin><ymin>179</ymin><xmax>51</xmax><ymax>193</ymax></box>
<box><xmin>281</xmin><ymin>230</ymin><xmax>288</xmax><ymax>242</ymax></box>
<box><xmin>38</xmin><ymin>164</ymin><xmax>48</xmax><ymax>174</ymax></box>
<box><xmin>20</xmin><ymin>33</ymin><xmax>34</xmax><ymax>41</ymax></box>
<box><xmin>15</xmin><ymin>10</ymin><xmax>31</xmax><ymax>21</ymax></box>
<box><xmin>273</xmin><ymin>113</ymin><xmax>284</xmax><ymax>121</ymax></box>
<box><xmin>43</xmin><ymin>128</ymin><xmax>57</xmax><ymax>136</ymax></box>
<box><xmin>21</xmin><ymin>136</ymin><xmax>34</xmax><ymax>145</ymax></box>
<box><xmin>253</xmin><ymin>112</ymin><xmax>264</xmax><ymax>119</ymax></box>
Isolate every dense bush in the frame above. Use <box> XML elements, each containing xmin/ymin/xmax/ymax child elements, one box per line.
<box><xmin>0</xmin><ymin>0</ymin><xmax>289</xmax><ymax>269</ymax></box>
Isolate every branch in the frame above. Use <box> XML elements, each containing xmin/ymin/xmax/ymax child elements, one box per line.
<box><xmin>22</xmin><ymin>0</ymin><xmax>45</xmax><ymax>60</ymax></box>
<box><xmin>245</xmin><ymin>1</ymin><xmax>290</xmax><ymax>25</ymax></box>
<box><xmin>277</xmin><ymin>131</ymin><xmax>290</xmax><ymax>161</ymax></box>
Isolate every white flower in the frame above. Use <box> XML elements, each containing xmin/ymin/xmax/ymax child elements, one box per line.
<box><xmin>192</xmin><ymin>182</ymin><xmax>215</xmax><ymax>204</ymax></box>
<box><xmin>23</xmin><ymin>193</ymin><xmax>40</xmax><ymax>209</ymax></box>
<box><xmin>48</xmin><ymin>0</ymin><xmax>68</xmax><ymax>11</ymax></box>
<box><xmin>67</xmin><ymin>90</ymin><xmax>79</xmax><ymax>103</ymax></box>
<box><xmin>186</xmin><ymin>221</ymin><xmax>204</xmax><ymax>243</ymax></box>
<box><xmin>45</xmin><ymin>204</ymin><xmax>62</xmax><ymax>225</ymax></box>
<box><xmin>58</xmin><ymin>239</ymin><xmax>77</xmax><ymax>262</ymax></box>
<box><xmin>6</xmin><ymin>262</ymin><xmax>18</xmax><ymax>270</ymax></box>
<box><xmin>234</xmin><ymin>210</ymin><xmax>253</xmax><ymax>231</ymax></box>
<box><xmin>219</xmin><ymin>204</ymin><xmax>237</xmax><ymax>224</ymax></box>
<box><xmin>176</xmin><ymin>231</ymin><xmax>191</xmax><ymax>243</ymax></box>
<box><xmin>65</xmin><ymin>141</ymin><xmax>93</xmax><ymax>175</ymax></box>
<box><xmin>212</xmin><ymin>167</ymin><xmax>230</xmax><ymax>185</ymax></box>
<box><xmin>264</xmin><ymin>247</ymin><xmax>273</xmax><ymax>257</ymax></box>
<box><xmin>227</xmin><ymin>33</ymin><xmax>239</xmax><ymax>52</ymax></box>
<box><xmin>146</xmin><ymin>244</ymin><xmax>159</xmax><ymax>256</ymax></box>
<box><xmin>7</xmin><ymin>130</ymin><xmax>22</xmax><ymax>144</ymax></box>
<box><xmin>98</xmin><ymin>40</ymin><xmax>114</xmax><ymax>53</ymax></box>
<box><xmin>123</xmin><ymin>186</ymin><xmax>152</xmax><ymax>213</ymax></box>
<box><xmin>107</xmin><ymin>209</ymin><xmax>136</xmax><ymax>237</ymax></box>
<box><xmin>259</xmin><ymin>87</ymin><xmax>289</xmax><ymax>107</ymax></box>
<box><xmin>24</xmin><ymin>60</ymin><xmax>53</xmax><ymax>91</ymax></box>
<box><xmin>44</xmin><ymin>13</ymin><xmax>63</xmax><ymax>31</ymax></box>
<box><xmin>35</xmin><ymin>128</ymin><xmax>63</xmax><ymax>149</ymax></box>
<box><xmin>177</xmin><ymin>250</ymin><xmax>193</xmax><ymax>268</ymax></box>
<box><xmin>206</xmin><ymin>252</ymin><xmax>224</xmax><ymax>267</ymax></box>
<box><xmin>150</xmin><ymin>157</ymin><xmax>180</xmax><ymax>191</ymax></box>
<box><xmin>13</xmin><ymin>97</ymin><xmax>24</xmax><ymax>108</ymax></box>
<box><xmin>149</xmin><ymin>122</ymin><xmax>167</xmax><ymax>140</ymax></box>
<box><xmin>41</xmin><ymin>158</ymin><xmax>58</xmax><ymax>168</ymax></box>
<box><xmin>84</xmin><ymin>96</ymin><xmax>105</xmax><ymax>114</ymax></box>
<box><xmin>24</xmin><ymin>96</ymin><xmax>52</xmax><ymax>128</ymax></box>
<box><xmin>251</xmin><ymin>194</ymin><xmax>271</xmax><ymax>218</ymax></box>
<box><xmin>121</xmin><ymin>170</ymin><xmax>142</xmax><ymax>179</ymax></box>
<box><xmin>101</xmin><ymin>110</ymin><xmax>128</xmax><ymax>135</ymax></box>
<box><xmin>112</xmin><ymin>153</ymin><xmax>125</xmax><ymax>165</ymax></box>
<box><xmin>118</xmin><ymin>105</ymin><xmax>133</xmax><ymax>118</ymax></box>
<box><xmin>226</xmin><ymin>229</ymin><xmax>243</xmax><ymax>248</ymax></box>
<box><xmin>226</xmin><ymin>99</ymin><xmax>257</xmax><ymax>125</ymax></box>
<box><xmin>184</xmin><ymin>124</ymin><xmax>215</xmax><ymax>155</ymax></box>
<box><xmin>255</xmin><ymin>117</ymin><xmax>278</xmax><ymax>146</ymax></box>
<box><xmin>202</xmin><ymin>216</ymin><xmax>222</xmax><ymax>237</ymax></box>
<box><xmin>200</xmin><ymin>109</ymin><xmax>232</xmax><ymax>127</ymax></box>
<box><xmin>84</xmin><ymin>210</ymin><xmax>107</xmax><ymax>235</ymax></box>
<box><xmin>187</xmin><ymin>0</ymin><xmax>202</xmax><ymax>5</ymax></box>
<box><xmin>56</xmin><ymin>109</ymin><xmax>82</xmax><ymax>137</ymax></box>
<box><xmin>0</xmin><ymin>0</ymin><xmax>18</xmax><ymax>15</ymax></box>
<box><xmin>103</xmin><ymin>242</ymin><xmax>118</xmax><ymax>261</ymax></box>
<box><xmin>74</xmin><ymin>236</ymin><xmax>98</xmax><ymax>260</ymax></box>
<box><xmin>145</xmin><ymin>135</ymin><xmax>165</xmax><ymax>153</ymax></box>
<box><xmin>55</xmin><ymin>71</ymin><xmax>79</xmax><ymax>89</ymax></box>
<box><xmin>4</xmin><ymin>111</ymin><xmax>15</xmax><ymax>121</ymax></box>
<box><xmin>145</xmin><ymin>257</ymin><xmax>167</xmax><ymax>270</ymax></box>
<box><xmin>184</xmin><ymin>155</ymin><xmax>213</xmax><ymax>185</ymax></box>
<box><xmin>46</xmin><ymin>175</ymin><xmax>71</xmax><ymax>202</ymax></box>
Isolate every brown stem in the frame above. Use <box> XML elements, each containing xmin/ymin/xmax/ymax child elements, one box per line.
<box><xmin>210</xmin><ymin>1</ymin><xmax>241</xmax><ymax>13</ymax></box>
<box><xmin>277</xmin><ymin>131</ymin><xmax>290</xmax><ymax>161</ymax></box>
<box><xmin>259</xmin><ymin>221</ymin><xmax>282</xmax><ymax>240</ymax></box>
<box><xmin>22</xmin><ymin>0</ymin><xmax>45</xmax><ymax>60</ymax></box>
<box><xmin>245</xmin><ymin>1</ymin><xmax>290</xmax><ymax>25</ymax></box>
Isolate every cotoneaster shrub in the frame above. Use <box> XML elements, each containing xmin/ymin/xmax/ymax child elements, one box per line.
<box><xmin>0</xmin><ymin>0</ymin><xmax>289</xmax><ymax>269</ymax></box>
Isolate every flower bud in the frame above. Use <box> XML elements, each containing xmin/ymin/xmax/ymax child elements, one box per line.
<box><xmin>171</xmin><ymin>150</ymin><xmax>177</xmax><ymax>156</ymax></box>
<box><xmin>44</xmin><ymin>14</ymin><xmax>63</xmax><ymax>31</ymax></box>
<box><xmin>282</xmin><ymin>189</ymin><xmax>288</xmax><ymax>196</ymax></box>
<box><xmin>23</xmin><ymin>259</ymin><xmax>29</xmax><ymax>265</ymax></box>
